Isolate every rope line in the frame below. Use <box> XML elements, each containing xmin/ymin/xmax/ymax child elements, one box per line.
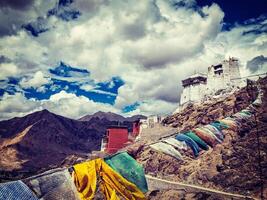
<box><xmin>141</xmin><ymin>79</ymin><xmax>264</xmax><ymax>199</ymax></box>
<box><xmin>253</xmin><ymin>105</ymin><xmax>264</xmax><ymax>200</ymax></box>
<box><xmin>145</xmin><ymin>175</ymin><xmax>256</xmax><ymax>200</ymax></box>
<box><xmin>231</xmin><ymin>72</ymin><xmax>267</xmax><ymax>80</ymax></box>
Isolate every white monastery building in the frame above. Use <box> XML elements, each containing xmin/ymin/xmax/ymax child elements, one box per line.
<box><xmin>177</xmin><ymin>57</ymin><xmax>243</xmax><ymax>112</ymax></box>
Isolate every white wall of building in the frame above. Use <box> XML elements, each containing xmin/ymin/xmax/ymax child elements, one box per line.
<box><xmin>178</xmin><ymin>57</ymin><xmax>242</xmax><ymax>109</ymax></box>
<box><xmin>207</xmin><ymin>67</ymin><xmax>228</xmax><ymax>92</ymax></box>
<box><xmin>228</xmin><ymin>58</ymin><xmax>242</xmax><ymax>86</ymax></box>
<box><xmin>180</xmin><ymin>83</ymin><xmax>207</xmax><ymax>105</ymax></box>
<box><xmin>207</xmin><ymin>58</ymin><xmax>241</xmax><ymax>94</ymax></box>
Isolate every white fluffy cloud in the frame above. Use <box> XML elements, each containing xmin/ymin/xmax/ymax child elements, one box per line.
<box><xmin>20</xmin><ymin>71</ymin><xmax>51</xmax><ymax>89</ymax></box>
<box><xmin>0</xmin><ymin>93</ymin><xmax>41</xmax><ymax>120</ymax></box>
<box><xmin>0</xmin><ymin>90</ymin><xmax>176</xmax><ymax>120</ymax></box>
<box><xmin>0</xmin><ymin>91</ymin><xmax>120</xmax><ymax>120</ymax></box>
<box><xmin>43</xmin><ymin>90</ymin><xmax>119</xmax><ymax>119</ymax></box>
<box><xmin>0</xmin><ymin>63</ymin><xmax>20</xmax><ymax>79</ymax></box>
<box><xmin>122</xmin><ymin>2</ymin><xmax>224</xmax><ymax>69</ymax></box>
<box><xmin>125</xmin><ymin>100</ymin><xmax>177</xmax><ymax>117</ymax></box>
<box><xmin>0</xmin><ymin>0</ymin><xmax>266</xmax><ymax>120</ymax></box>
<box><xmin>79</xmin><ymin>84</ymin><xmax>95</xmax><ymax>91</ymax></box>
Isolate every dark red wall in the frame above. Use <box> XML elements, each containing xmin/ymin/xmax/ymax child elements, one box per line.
<box><xmin>106</xmin><ymin>128</ymin><xmax>128</xmax><ymax>154</ymax></box>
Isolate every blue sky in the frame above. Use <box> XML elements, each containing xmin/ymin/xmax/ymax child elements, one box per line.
<box><xmin>197</xmin><ymin>0</ymin><xmax>267</xmax><ymax>24</ymax></box>
<box><xmin>0</xmin><ymin>0</ymin><xmax>266</xmax><ymax>120</ymax></box>
<box><xmin>1</xmin><ymin>61</ymin><xmax>124</xmax><ymax>104</ymax></box>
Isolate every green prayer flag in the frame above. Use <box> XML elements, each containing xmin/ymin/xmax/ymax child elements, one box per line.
<box><xmin>104</xmin><ymin>151</ymin><xmax>148</xmax><ymax>193</ymax></box>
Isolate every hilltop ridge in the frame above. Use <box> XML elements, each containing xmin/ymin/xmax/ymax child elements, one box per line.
<box><xmin>79</xmin><ymin>111</ymin><xmax>146</xmax><ymax>122</ymax></box>
<box><xmin>126</xmin><ymin>76</ymin><xmax>267</xmax><ymax>199</ymax></box>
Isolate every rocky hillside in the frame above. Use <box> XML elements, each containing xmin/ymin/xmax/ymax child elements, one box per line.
<box><xmin>0</xmin><ymin>109</ymin><xmax>105</xmax><ymax>181</ymax></box>
<box><xmin>0</xmin><ymin>109</ymin><xmax>146</xmax><ymax>181</ymax></box>
<box><xmin>127</xmin><ymin>77</ymin><xmax>267</xmax><ymax>199</ymax></box>
<box><xmin>162</xmin><ymin>84</ymin><xmax>254</xmax><ymax>132</ymax></box>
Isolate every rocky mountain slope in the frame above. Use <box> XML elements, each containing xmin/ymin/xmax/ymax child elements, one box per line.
<box><xmin>127</xmin><ymin>77</ymin><xmax>267</xmax><ymax>199</ymax></box>
<box><xmin>79</xmin><ymin>111</ymin><xmax>146</xmax><ymax>122</ymax></box>
<box><xmin>0</xmin><ymin>109</ymin><xmax>104</xmax><ymax>179</ymax></box>
<box><xmin>0</xmin><ymin>110</ymin><xmax>146</xmax><ymax>181</ymax></box>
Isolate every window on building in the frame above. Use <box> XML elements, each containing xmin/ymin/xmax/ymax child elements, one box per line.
<box><xmin>213</xmin><ymin>64</ymin><xmax>222</xmax><ymax>70</ymax></box>
<box><xmin>214</xmin><ymin>69</ymin><xmax>223</xmax><ymax>75</ymax></box>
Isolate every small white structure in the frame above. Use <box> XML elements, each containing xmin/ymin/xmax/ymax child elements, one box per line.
<box><xmin>140</xmin><ymin>119</ymin><xmax>148</xmax><ymax>129</ymax></box>
<box><xmin>175</xmin><ymin>57</ymin><xmax>242</xmax><ymax>113</ymax></box>
<box><xmin>180</xmin><ymin>73</ymin><xmax>207</xmax><ymax>105</ymax></box>
<box><xmin>147</xmin><ymin>115</ymin><xmax>162</xmax><ymax>128</ymax></box>
<box><xmin>100</xmin><ymin>138</ymin><xmax>107</xmax><ymax>151</ymax></box>
<box><xmin>140</xmin><ymin>115</ymin><xmax>162</xmax><ymax>132</ymax></box>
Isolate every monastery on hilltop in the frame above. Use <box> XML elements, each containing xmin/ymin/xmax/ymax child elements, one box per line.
<box><xmin>176</xmin><ymin>57</ymin><xmax>243</xmax><ymax>113</ymax></box>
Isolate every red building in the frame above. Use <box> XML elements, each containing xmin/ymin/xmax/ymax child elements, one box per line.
<box><xmin>104</xmin><ymin>126</ymin><xmax>129</xmax><ymax>154</ymax></box>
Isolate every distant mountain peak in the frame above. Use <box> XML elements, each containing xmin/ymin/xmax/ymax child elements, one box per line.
<box><xmin>95</xmin><ymin>111</ymin><xmax>106</xmax><ymax>114</ymax></box>
<box><xmin>0</xmin><ymin>109</ymin><xmax>105</xmax><ymax>173</ymax></box>
<box><xmin>35</xmin><ymin>109</ymin><xmax>54</xmax><ymax>118</ymax></box>
<box><xmin>78</xmin><ymin>111</ymin><xmax>146</xmax><ymax>122</ymax></box>
<box><xmin>41</xmin><ymin>108</ymin><xmax>50</xmax><ymax>113</ymax></box>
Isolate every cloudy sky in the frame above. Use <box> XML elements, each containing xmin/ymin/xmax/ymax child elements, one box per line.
<box><xmin>0</xmin><ymin>0</ymin><xmax>266</xmax><ymax>120</ymax></box>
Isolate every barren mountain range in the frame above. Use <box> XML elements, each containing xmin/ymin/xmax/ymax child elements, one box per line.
<box><xmin>79</xmin><ymin>111</ymin><xmax>146</xmax><ymax>122</ymax></box>
<box><xmin>0</xmin><ymin>110</ymin><xmax>145</xmax><ymax>181</ymax></box>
